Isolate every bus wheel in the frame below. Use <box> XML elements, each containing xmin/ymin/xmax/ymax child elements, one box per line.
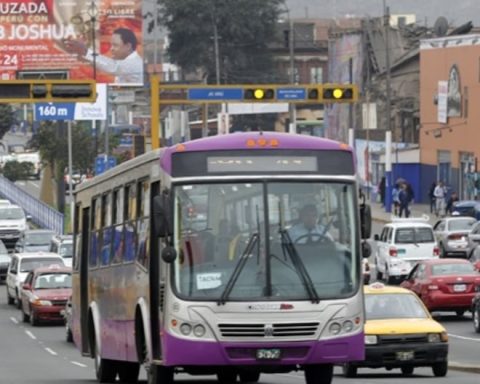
<box><xmin>94</xmin><ymin>342</ymin><xmax>118</xmax><ymax>383</ymax></box>
<box><xmin>305</xmin><ymin>364</ymin><xmax>333</xmax><ymax>384</ymax></box>
<box><xmin>118</xmin><ymin>362</ymin><xmax>140</xmax><ymax>383</ymax></box>
<box><xmin>239</xmin><ymin>371</ymin><xmax>260</xmax><ymax>382</ymax></box>
<box><xmin>342</xmin><ymin>363</ymin><xmax>357</xmax><ymax>378</ymax></box>
<box><xmin>217</xmin><ymin>369</ymin><xmax>238</xmax><ymax>383</ymax></box>
<box><xmin>147</xmin><ymin>364</ymin><xmax>174</xmax><ymax>384</ymax></box>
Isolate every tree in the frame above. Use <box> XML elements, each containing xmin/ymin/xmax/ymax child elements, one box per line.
<box><xmin>158</xmin><ymin>0</ymin><xmax>284</xmax><ymax>84</ymax></box>
<box><xmin>2</xmin><ymin>161</ymin><xmax>34</xmax><ymax>182</ymax></box>
<box><xmin>0</xmin><ymin>104</ymin><xmax>16</xmax><ymax>139</ymax></box>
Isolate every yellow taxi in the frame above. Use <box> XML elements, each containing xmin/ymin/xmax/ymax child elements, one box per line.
<box><xmin>343</xmin><ymin>283</ymin><xmax>448</xmax><ymax>377</ymax></box>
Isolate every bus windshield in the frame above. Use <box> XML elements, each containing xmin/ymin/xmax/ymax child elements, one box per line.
<box><xmin>173</xmin><ymin>181</ymin><xmax>358</xmax><ymax>302</ymax></box>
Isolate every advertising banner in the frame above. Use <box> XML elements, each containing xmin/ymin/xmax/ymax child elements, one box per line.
<box><xmin>0</xmin><ymin>0</ymin><xmax>143</xmax><ymax>86</ymax></box>
<box><xmin>34</xmin><ymin>83</ymin><xmax>107</xmax><ymax>120</ymax></box>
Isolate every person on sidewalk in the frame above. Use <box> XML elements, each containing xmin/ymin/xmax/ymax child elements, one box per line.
<box><xmin>434</xmin><ymin>181</ymin><xmax>447</xmax><ymax>217</ymax></box>
<box><xmin>428</xmin><ymin>182</ymin><xmax>436</xmax><ymax>214</ymax></box>
<box><xmin>446</xmin><ymin>191</ymin><xmax>459</xmax><ymax>216</ymax></box>
<box><xmin>378</xmin><ymin>176</ymin><xmax>386</xmax><ymax>207</ymax></box>
<box><xmin>398</xmin><ymin>183</ymin><xmax>411</xmax><ymax>218</ymax></box>
<box><xmin>392</xmin><ymin>183</ymin><xmax>400</xmax><ymax>216</ymax></box>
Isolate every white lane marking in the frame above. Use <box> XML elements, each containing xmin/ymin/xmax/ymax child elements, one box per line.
<box><xmin>45</xmin><ymin>348</ymin><xmax>58</xmax><ymax>356</ymax></box>
<box><xmin>71</xmin><ymin>361</ymin><xmax>87</xmax><ymax>368</ymax></box>
<box><xmin>449</xmin><ymin>333</ymin><xmax>480</xmax><ymax>342</ymax></box>
<box><xmin>25</xmin><ymin>330</ymin><xmax>37</xmax><ymax>340</ymax></box>
<box><xmin>30</xmin><ymin>182</ymin><xmax>40</xmax><ymax>189</ymax></box>
<box><xmin>10</xmin><ymin>317</ymin><xmax>19</xmax><ymax>324</ymax></box>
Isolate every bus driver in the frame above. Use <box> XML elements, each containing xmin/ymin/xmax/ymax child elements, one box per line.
<box><xmin>288</xmin><ymin>204</ymin><xmax>332</xmax><ymax>244</ymax></box>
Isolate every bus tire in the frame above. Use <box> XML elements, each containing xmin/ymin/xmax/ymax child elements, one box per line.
<box><xmin>117</xmin><ymin>362</ymin><xmax>140</xmax><ymax>383</ymax></box>
<box><xmin>93</xmin><ymin>340</ymin><xmax>118</xmax><ymax>383</ymax></box>
<box><xmin>304</xmin><ymin>364</ymin><xmax>333</xmax><ymax>384</ymax></box>
<box><xmin>342</xmin><ymin>363</ymin><xmax>357</xmax><ymax>377</ymax></box>
<box><xmin>239</xmin><ymin>371</ymin><xmax>260</xmax><ymax>382</ymax></box>
<box><xmin>147</xmin><ymin>364</ymin><xmax>173</xmax><ymax>384</ymax></box>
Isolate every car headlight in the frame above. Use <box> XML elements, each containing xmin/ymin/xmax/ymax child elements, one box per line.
<box><xmin>365</xmin><ymin>335</ymin><xmax>378</xmax><ymax>345</ymax></box>
<box><xmin>31</xmin><ymin>299</ymin><xmax>52</xmax><ymax>306</ymax></box>
<box><xmin>428</xmin><ymin>333</ymin><xmax>441</xmax><ymax>343</ymax></box>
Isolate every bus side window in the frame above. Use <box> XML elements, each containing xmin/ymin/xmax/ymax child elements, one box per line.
<box><xmin>112</xmin><ymin>188</ymin><xmax>124</xmax><ymax>265</ymax></box>
<box><xmin>100</xmin><ymin>193</ymin><xmax>113</xmax><ymax>266</ymax></box>
<box><xmin>124</xmin><ymin>183</ymin><xmax>137</xmax><ymax>263</ymax></box>
<box><xmin>136</xmin><ymin>180</ymin><xmax>150</xmax><ymax>268</ymax></box>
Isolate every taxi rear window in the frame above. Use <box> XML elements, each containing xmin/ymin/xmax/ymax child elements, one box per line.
<box><xmin>395</xmin><ymin>228</ymin><xmax>434</xmax><ymax>244</ymax></box>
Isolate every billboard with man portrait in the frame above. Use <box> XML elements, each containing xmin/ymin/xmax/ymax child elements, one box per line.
<box><xmin>0</xmin><ymin>0</ymin><xmax>143</xmax><ymax>86</ymax></box>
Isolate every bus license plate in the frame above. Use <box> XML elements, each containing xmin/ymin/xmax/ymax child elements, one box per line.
<box><xmin>396</xmin><ymin>351</ymin><xmax>414</xmax><ymax>361</ymax></box>
<box><xmin>256</xmin><ymin>349</ymin><xmax>281</xmax><ymax>360</ymax></box>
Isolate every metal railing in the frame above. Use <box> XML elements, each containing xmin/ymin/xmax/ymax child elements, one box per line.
<box><xmin>0</xmin><ymin>175</ymin><xmax>64</xmax><ymax>234</ymax></box>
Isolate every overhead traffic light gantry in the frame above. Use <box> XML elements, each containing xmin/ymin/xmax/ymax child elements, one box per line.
<box><xmin>321</xmin><ymin>84</ymin><xmax>358</xmax><ymax>103</ymax></box>
<box><xmin>244</xmin><ymin>88</ymin><xmax>275</xmax><ymax>101</ymax></box>
<box><xmin>0</xmin><ymin>80</ymin><xmax>97</xmax><ymax>103</ymax></box>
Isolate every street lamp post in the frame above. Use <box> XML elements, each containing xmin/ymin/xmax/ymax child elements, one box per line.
<box><xmin>284</xmin><ymin>7</ymin><xmax>296</xmax><ymax>133</ymax></box>
<box><xmin>87</xmin><ymin>1</ymin><xmax>98</xmax><ymax>158</ymax></box>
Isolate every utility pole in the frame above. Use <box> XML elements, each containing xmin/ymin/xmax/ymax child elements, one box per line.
<box><xmin>383</xmin><ymin>1</ymin><xmax>393</xmax><ymax>213</ymax></box>
<box><xmin>288</xmin><ymin>14</ymin><xmax>296</xmax><ymax>133</ymax></box>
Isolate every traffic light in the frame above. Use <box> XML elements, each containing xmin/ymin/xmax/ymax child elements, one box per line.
<box><xmin>244</xmin><ymin>88</ymin><xmax>275</xmax><ymax>101</ymax></box>
<box><xmin>0</xmin><ymin>80</ymin><xmax>96</xmax><ymax>103</ymax></box>
<box><xmin>307</xmin><ymin>87</ymin><xmax>320</xmax><ymax>101</ymax></box>
<box><xmin>321</xmin><ymin>84</ymin><xmax>358</xmax><ymax>103</ymax></box>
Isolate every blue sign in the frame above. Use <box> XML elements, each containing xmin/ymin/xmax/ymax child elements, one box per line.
<box><xmin>35</xmin><ymin>103</ymin><xmax>75</xmax><ymax>120</ymax></box>
<box><xmin>188</xmin><ymin>88</ymin><xmax>244</xmax><ymax>101</ymax></box>
<box><xmin>277</xmin><ymin>88</ymin><xmax>306</xmax><ymax>100</ymax></box>
<box><xmin>95</xmin><ymin>155</ymin><xmax>117</xmax><ymax>175</ymax></box>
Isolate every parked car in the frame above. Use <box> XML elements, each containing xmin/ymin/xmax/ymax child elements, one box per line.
<box><xmin>400</xmin><ymin>258</ymin><xmax>480</xmax><ymax>317</ymax></box>
<box><xmin>433</xmin><ymin>217</ymin><xmax>477</xmax><ymax>258</ymax></box>
<box><xmin>452</xmin><ymin>200</ymin><xmax>480</xmax><ymax>220</ymax></box>
<box><xmin>374</xmin><ymin>216</ymin><xmax>439</xmax><ymax>284</ymax></box>
<box><xmin>0</xmin><ymin>199</ymin><xmax>11</xmax><ymax>206</ymax></box>
<box><xmin>20</xmin><ymin>265</ymin><xmax>72</xmax><ymax>326</ymax></box>
<box><xmin>15</xmin><ymin>229</ymin><xmax>56</xmax><ymax>253</ymax></box>
<box><xmin>6</xmin><ymin>252</ymin><xmax>65</xmax><ymax>307</ymax></box>
<box><xmin>0</xmin><ymin>240</ymin><xmax>10</xmax><ymax>284</ymax></box>
<box><xmin>49</xmin><ymin>235</ymin><xmax>73</xmax><ymax>267</ymax></box>
<box><xmin>15</xmin><ymin>152</ymin><xmax>41</xmax><ymax>180</ymax></box>
<box><xmin>0</xmin><ymin>205</ymin><xmax>30</xmax><ymax>250</ymax></box>
<box><xmin>466</xmin><ymin>221</ymin><xmax>480</xmax><ymax>258</ymax></box>
<box><xmin>342</xmin><ymin>283</ymin><xmax>448</xmax><ymax>378</ymax></box>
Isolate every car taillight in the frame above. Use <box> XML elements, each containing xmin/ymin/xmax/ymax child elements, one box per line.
<box><xmin>389</xmin><ymin>247</ymin><xmax>397</xmax><ymax>257</ymax></box>
<box><xmin>448</xmin><ymin>233</ymin><xmax>466</xmax><ymax>241</ymax></box>
<box><xmin>433</xmin><ymin>246</ymin><xmax>440</xmax><ymax>257</ymax></box>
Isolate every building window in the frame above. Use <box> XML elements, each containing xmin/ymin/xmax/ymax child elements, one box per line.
<box><xmin>310</xmin><ymin>67</ymin><xmax>323</xmax><ymax>84</ymax></box>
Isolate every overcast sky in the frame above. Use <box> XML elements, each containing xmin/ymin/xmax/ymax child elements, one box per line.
<box><xmin>286</xmin><ymin>0</ymin><xmax>478</xmax><ymax>27</ymax></box>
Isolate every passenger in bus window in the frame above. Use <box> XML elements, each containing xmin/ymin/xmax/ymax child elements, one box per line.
<box><xmin>288</xmin><ymin>204</ymin><xmax>333</xmax><ymax>244</ymax></box>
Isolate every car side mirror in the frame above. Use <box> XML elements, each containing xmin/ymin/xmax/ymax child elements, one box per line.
<box><xmin>22</xmin><ymin>283</ymin><xmax>31</xmax><ymax>290</ymax></box>
<box><xmin>373</xmin><ymin>234</ymin><xmax>380</xmax><ymax>241</ymax></box>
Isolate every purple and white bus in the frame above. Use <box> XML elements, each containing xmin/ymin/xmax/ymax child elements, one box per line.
<box><xmin>72</xmin><ymin>131</ymin><xmax>371</xmax><ymax>384</ymax></box>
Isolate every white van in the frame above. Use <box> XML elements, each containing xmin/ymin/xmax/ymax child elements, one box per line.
<box><xmin>374</xmin><ymin>216</ymin><xmax>439</xmax><ymax>284</ymax></box>
<box><xmin>6</xmin><ymin>252</ymin><xmax>65</xmax><ymax>307</ymax></box>
<box><xmin>0</xmin><ymin>205</ymin><xmax>29</xmax><ymax>250</ymax></box>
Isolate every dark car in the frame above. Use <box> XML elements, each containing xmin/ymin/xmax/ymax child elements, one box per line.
<box><xmin>0</xmin><ymin>240</ymin><xmax>10</xmax><ymax>283</ymax></box>
<box><xmin>20</xmin><ymin>265</ymin><xmax>72</xmax><ymax>326</ymax></box>
<box><xmin>452</xmin><ymin>200</ymin><xmax>480</xmax><ymax>220</ymax></box>
<box><xmin>15</xmin><ymin>229</ymin><xmax>56</xmax><ymax>253</ymax></box>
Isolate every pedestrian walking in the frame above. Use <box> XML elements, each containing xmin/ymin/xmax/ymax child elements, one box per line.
<box><xmin>392</xmin><ymin>183</ymin><xmax>400</xmax><ymax>216</ymax></box>
<box><xmin>428</xmin><ymin>182</ymin><xmax>436</xmax><ymax>214</ymax></box>
<box><xmin>378</xmin><ymin>176</ymin><xmax>386</xmax><ymax>207</ymax></box>
<box><xmin>434</xmin><ymin>181</ymin><xmax>447</xmax><ymax>217</ymax></box>
<box><xmin>398</xmin><ymin>183</ymin><xmax>411</xmax><ymax>218</ymax></box>
<box><xmin>446</xmin><ymin>191</ymin><xmax>459</xmax><ymax>216</ymax></box>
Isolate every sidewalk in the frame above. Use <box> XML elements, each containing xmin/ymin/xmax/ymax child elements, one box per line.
<box><xmin>370</xmin><ymin>202</ymin><xmax>438</xmax><ymax>226</ymax></box>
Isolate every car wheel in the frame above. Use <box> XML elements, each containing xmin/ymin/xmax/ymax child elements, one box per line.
<box><xmin>385</xmin><ymin>266</ymin><xmax>394</xmax><ymax>284</ymax></box>
<box><xmin>22</xmin><ymin>308</ymin><xmax>30</xmax><ymax>323</ymax></box>
<box><xmin>401</xmin><ymin>366</ymin><xmax>414</xmax><ymax>375</ymax></box>
<box><xmin>342</xmin><ymin>363</ymin><xmax>357</xmax><ymax>378</ymax></box>
<box><xmin>432</xmin><ymin>362</ymin><xmax>448</xmax><ymax>377</ymax></box>
<box><xmin>456</xmin><ymin>310</ymin><xmax>465</xmax><ymax>318</ymax></box>
<box><xmin>7</xmin><ymin>290</ymin><xmax>14</xmax><ymax>305</ymax></box>
<box><xmin>473</xmin><ymin>307</ymin><xmax>480</xmax><ymax>333</ymax></box>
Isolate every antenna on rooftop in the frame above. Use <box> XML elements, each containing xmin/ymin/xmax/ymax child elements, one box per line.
<box><xmin>433</xmin><ymin>17</ymin><xmax>449</xmax><ymax>37</ymax></box>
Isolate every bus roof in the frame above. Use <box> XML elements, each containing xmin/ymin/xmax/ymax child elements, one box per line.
<box><xmin>161</xmin><ymin>132</ymin><xmax>352</xmax><ymax>175</ymax></box>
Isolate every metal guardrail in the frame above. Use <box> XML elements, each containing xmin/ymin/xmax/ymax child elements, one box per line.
<box><xmin>0</xmin><ymin>175</ymin><xmax>64</xmax><ymax>234</ymax></box>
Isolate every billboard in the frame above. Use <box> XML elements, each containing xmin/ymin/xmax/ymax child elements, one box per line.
<box><xmin>0</xmin><ymin>0</ymin><xmax>143</xmax><ymax>86</ymax></box>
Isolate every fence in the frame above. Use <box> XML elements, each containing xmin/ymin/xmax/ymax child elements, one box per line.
<box><xmin>0</xmin><ymin>175</ymin><xmax>64</xmax><ymax>234</ymax></box>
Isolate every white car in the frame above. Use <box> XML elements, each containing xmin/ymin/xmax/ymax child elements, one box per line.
<box><xmin>6</xmin><ymin>252</ymin><xmax>65</xmax><ymax>308</ymax></box>
<box><xmin>374</xmin><ymin>216</ymin><xmax>439</xmax><ymax>283</ymax></box>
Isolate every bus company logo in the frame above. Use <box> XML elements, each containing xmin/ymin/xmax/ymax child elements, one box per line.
<box><xmin>264</xmin><ymin>324</ymin><xmax>274</xmax><ymax>337</ymax></box>
<box><xmin>247</xmin><ymin>303</ymin><xmax>294</xmax><ymax>311</ymax></box>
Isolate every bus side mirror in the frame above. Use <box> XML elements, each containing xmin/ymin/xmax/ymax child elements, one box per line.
<box><xmin>360</xmin><ymin>203</ymin><xmax>372</xmax><ymax>239</ymax></box>
<box><xmin>161</xmin><ymin>246</ymin><xmax>177</xmax><ymax>263</ymax></box>
<box><xmin>153</xmin><ymin>193</ymin><xmax>173</xmax><ymax>238</ymax></box>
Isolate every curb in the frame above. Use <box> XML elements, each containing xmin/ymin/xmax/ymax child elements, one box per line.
<box><xmin>448</xmin><ymin>362</ymin><xmax>480</xmax><ymax>374</ymax></box>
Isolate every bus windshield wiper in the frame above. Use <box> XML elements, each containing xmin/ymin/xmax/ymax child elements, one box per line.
<box><xmin>279</xmin><ymin>229</ymin><xmax>320</xmax><ymax>304</ymax></box>
<box><xmin>218</xmin><ymin>232</ymin><xmax>259</xmax><ymax>305</ymax></box>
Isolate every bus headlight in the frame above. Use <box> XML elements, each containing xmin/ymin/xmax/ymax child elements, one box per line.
<box><xmin>365</xmin><ymin>335</ymin><xmax>378</xmax><ymax>345</ymax></box>
<box><xmin>180</xmin><ymin>323</ymin><xmax>192</xmax><ymax>335</ymax></box>
<box><xmin>342</xmin><ymin>320</ymin><xmax>354</xmax><ymax>333</ymax></box>
<box><xmin>193</xmin><ymin>324</ymin><xmax>206</xmax><ymax>337</ymax></box>
<box><xmin>328</xmin><ymin>322</ymin><xmax>341</xmax><ymax>335</ymax></box>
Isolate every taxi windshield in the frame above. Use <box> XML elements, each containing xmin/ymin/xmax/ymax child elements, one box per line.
<box><xmin>365</xmin><ymin>293</ymin><xmax>429</xmax><ymax>320</ymax></box>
